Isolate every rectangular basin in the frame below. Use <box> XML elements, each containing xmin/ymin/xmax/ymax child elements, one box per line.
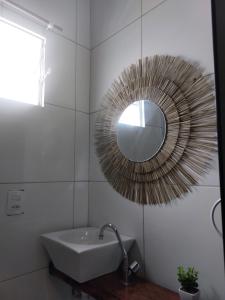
<box><xmin>41</xmin><ymin>227</ymin><xmax>134</xmax><ymax>283</ymax></box>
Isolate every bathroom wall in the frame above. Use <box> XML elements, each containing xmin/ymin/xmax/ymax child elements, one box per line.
<box><xmin>0</xmin><ymin>1</ymin><xmax>90</xmax><ymax>299</ymax></box>
<box><xmin>89</xmin><ymin>1</ymin><xmax>225</xmax><ymax>299</ymax></box>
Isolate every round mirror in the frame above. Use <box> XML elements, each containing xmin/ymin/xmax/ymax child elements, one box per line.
<box><xmin>116</xmin><ymin>100</ymin><xmax>166</xmax><ymax>162</ymax></box>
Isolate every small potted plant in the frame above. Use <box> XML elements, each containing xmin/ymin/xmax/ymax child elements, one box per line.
<box><xmin>177</xmin><ymin>265</ymin><xmax>199</xmax><ymax>300</ymax></box>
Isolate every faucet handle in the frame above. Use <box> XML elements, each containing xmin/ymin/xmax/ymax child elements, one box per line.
<box><xmin>129</xmin><ymin>261</ymin><xmax>140</xmax><ymax>275</ymax></box>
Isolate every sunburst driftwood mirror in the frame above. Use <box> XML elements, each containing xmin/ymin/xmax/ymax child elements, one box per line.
<box><xmin>95</xmin><ymin>55</ymin><xmax>217</xmax><ymax>205</ymax></box>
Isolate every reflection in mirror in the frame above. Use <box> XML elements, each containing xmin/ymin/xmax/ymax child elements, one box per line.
<box><xmin>117</xmin><ymin>100</ymin><xmax>166</xmax><ymax>162</ymax></box>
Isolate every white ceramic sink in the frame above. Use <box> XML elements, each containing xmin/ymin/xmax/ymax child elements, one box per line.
<box><xmin>41</xmin><ymin>227</ymin><xmax>134</xmax><ymax>283</ymax></box>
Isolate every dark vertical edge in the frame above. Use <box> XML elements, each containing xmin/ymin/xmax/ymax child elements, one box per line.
<box><xmin>211</xmin><ymin>0</ymin><xmax>225</xmax><ymax>269</ymax></box>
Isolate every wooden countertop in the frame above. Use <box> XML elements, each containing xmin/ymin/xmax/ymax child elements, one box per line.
<box><xmin>49</xmin><ymin>263</ymin><xmax>179</xmax><ymax>300</ymax></box>
<box><xmin>80</xmin><ymin>272</ymin><xmax>180</xmax><ymax>300</ymax></box>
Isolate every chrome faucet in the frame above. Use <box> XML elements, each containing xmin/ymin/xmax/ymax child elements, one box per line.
<box><xmin>99</xmin><ymin>223</ymin><xmax>129</xmax><ymax>285</ymax></box>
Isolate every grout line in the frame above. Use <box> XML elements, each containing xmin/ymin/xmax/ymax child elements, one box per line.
<box><xmin>141</xmin><ymin>0</ymin><xmax>168</xmax><ymax>18</ymax></box>
<box><xmin>90</xmin><ymin>109</ymin><xmax>103</xmax><ymax>115</ymax></box>
<box><xmin>53</xmin><ymin>30</ymin><xmax>90</xmax><ymax>51</ymax></box>
<box><xmin>51</xmin><ymin>30</ymin><xmax>90</xmax><ymax>50</ymax></box>
<box><xmin>75</xmin><ymin>109</ymin><xmax>90</xmax><ymax>115</ymax></box>
<box><xmin>88</xmin><ymin>46</ymin><xmax>92</xmax><ymax>227</ymax></box>
<box><xmin>74</xmin><ymin>180</ymin><xmax>90</xmax><ymax>183</ymax></box>
<box><xmin>45</xmin><ymin>102</ymin><xmax>89</xmax><ymax>115</ymax></box>
<box><xmin>0</xmin><ymin>267</ymin><xmax>48</xmax><ymax>284</ymax></box>
<box><xmin>0</xmin><ymin>180</ymin><xmax>218</xmax><ymax>187</ymax></box>
<box><xmin>91</xmin><ymin>16</ymin><xmax>141</xmax><ymax>51</ymax></box>
<box><xmin>45</xmin><ymin>102</ymin><xmax>75</xmax><ymax>111</ymax></box>
<box><xmin>142</xmin><ymin>204</ymin><xmax>146</xmax><ymax>275</ymax></box>
<box><xmin>74</xmin><ymin>180</ymin><xmax>90</xmax><ymax>182</ymax></box>
<box><xmin>45</xmin><ymin>25</ymin><xmax>90</xmax><ymax>50</ymax></box>
<box><xmin>88</xmin><ymin>180</ymin><xmax>108</xmax><ymax>183</ymax></box>
<box><xmin>0</xmin><ymin>180</ymin><xmax>90</xmax><ymax>185</ymax></box>
<box><xmin>89</xmin><ymin>0</ymin><xmax>92</xmax><ymax>50</ymax></box>
<box><xmin>140</xmin><ymin>0</ymin><xmax>146</xmax><ymax>277</ymax></box>
<box><xmin>91</xmin><ymin>0</ymin><xmax>169</xmax><ymax>52</ymax></box>
<box><xmin>73</xmin><ymin>0</ymin><xmax>79</xmax><ymax>229</ymax></box>
<box><xmin>76</xmin><ymin>42</ymin><xmax>90</xmax><ymax>51</ymax></box>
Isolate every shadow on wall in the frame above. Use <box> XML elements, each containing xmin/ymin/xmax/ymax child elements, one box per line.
<box><xmin>129</xmin><ymin>241</ymin><xmax>144</xmax><ymax>277</ymax></box>
<box><xmin>203</xmin><ymin>287</ymin><xmax>221</xmax><ymax>300</ymax></box>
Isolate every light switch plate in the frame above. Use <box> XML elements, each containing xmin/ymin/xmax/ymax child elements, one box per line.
<box><xmin>7</xmin><ymin>190</ymin><xmax>24</xmax><ymax>216</ymax></box>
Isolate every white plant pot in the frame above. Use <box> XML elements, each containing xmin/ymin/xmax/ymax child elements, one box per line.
<box><xmin>179</xmin><ymin>287</ymin><xmax>200</xmax><ymax>300</ymax></box>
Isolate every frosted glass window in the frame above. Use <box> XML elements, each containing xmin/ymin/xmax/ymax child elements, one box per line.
<box><xmin>119</xmin><ymin>100</ymin><xmax>145</xmax><ymax>127</ymax></box>
<box><xmin>0</xmin><ymin>18</ymin><xmax>46</xmax><ymax>106</ymax></box>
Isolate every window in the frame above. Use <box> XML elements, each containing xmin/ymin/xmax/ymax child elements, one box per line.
<box><xmin>119</xmin><ymin>100</ymin><xmax>145</xmax><ymax>127</ymax></box>
<box><xmin>0</xmin><ymin>17</ymin><xmax>46</xmax><ymax>106</ymax></box>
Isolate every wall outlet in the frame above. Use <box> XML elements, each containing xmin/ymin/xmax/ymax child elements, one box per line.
<box><xmin>7</xmin><ymin>190</ymin><xmax>24</xmax><ymax>216</ymax></box>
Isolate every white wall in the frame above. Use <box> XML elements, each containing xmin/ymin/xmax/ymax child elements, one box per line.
<box><xmin>89</xmin><ymin>1</ymin><xmax>225</xmax><ymax>299</ymax></box>
<box><xmin>0</xmin><ymin>1</ymin><xmax>90</xmax><ymax>299</ymax></box>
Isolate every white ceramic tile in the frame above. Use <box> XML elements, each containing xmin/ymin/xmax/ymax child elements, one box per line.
<box><xmin>0</xmin><ymin>269</ymin><xmax>48</xmax><ymax>300</ymax></box>
<box><xmin>8</xmin><ymin>0</ymin><xmax>77</xmax><ymax>41</ymax></box>
<box><xmin>90</xmin><ymin>19</ymin><xmax>141</xmax><ymax>112</ymax></box>
<box><xmin>0</xmin><ymin>101</ymin><xmax>74</xmax><ymax>183</ymax></box>
<box><xmin>142</xmin><ymin>0</ymin><xmax>166</xmax><ymax>15</ymax></box>
<box><xmin>47</xmin><ymin>269</ymin><xmax>95</xmax><ymax>300</ymax></box>
<box><xmin>144</xmin><ymin>186</ymin><xmax>225</xmax><ymax>299</ymax></box>
<box><xmin>89</xmin><ymin>181</ymin><xmax>144</xmax><ymax>266</ymax></box>
<box><xmin>89</xmin><ymin>112</ymin><xmax>106</xmax><ymax>182</ymax></box>
<box><xmin>47</xmin><ymin>271</ymin><xmax>95</xmax><ymax>299</ymax></box>
<box><xmin>46</xmin><ymin>272</ymin><xmax>73</xmax><ymax>300</ymax></box>
<box><xmin>76</xmin><ymin>46</ymin><xmax>90</xmax><ymax>113</ymax></box>
<box><xmin>0</xmin><ymin>182</ymin><xmax>73</xmax><ymax>281</ymax></box>
<box><xmin>90</xmin><ymin>0</ymin><xmax>141</xmax><ymax>48</ymax></box>
<box><xmin>142</xmin><ymin>0</ymin><xmax>214</xmax><ymax>73</ymax></box>
<box><xmin>0</xmin><ymin>250</ymin><xmax>75</xmax><ymax>300</ymax></box>
<box><xmin>77</xmin><ymin>0</ymin><xmax>90</xmax><ymax>49</ymax></box>
<box><xmin>74</xmin><ymin>182</ymin><xmax>89</xmax><ymax>227</ymax></box>
<box><xmin>75</xmin><ymin>112</ymin><xmax>89</xmax><ymax>181</ymax></box>
<box><xmin>45</xmin><ymin>32</ymin><xmax>76</xmax><ymax>109</ymax></box>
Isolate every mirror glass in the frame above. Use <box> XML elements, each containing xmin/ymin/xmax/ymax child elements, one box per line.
<box><xmin>117</xmin><ymin>100</ymin><xmax>166</xmax><ymax>162</ymax></box>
